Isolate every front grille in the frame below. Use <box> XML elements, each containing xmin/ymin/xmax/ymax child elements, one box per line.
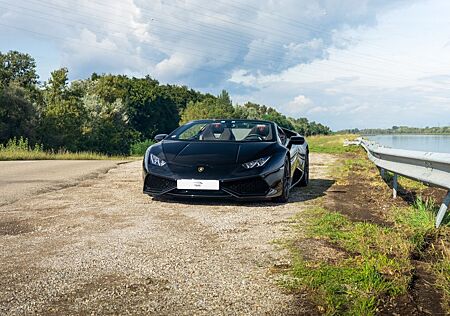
<box><xmin>222</xmin><ymin>177</ymin><xmax>269</xmax><ymax>196</ymax></box>
<box><xmin>170</xmin><ymin>189</ymin><xmax>231</xmax><ymax>197</ymax></box>
<box><xmin>144</xmin><ymin>174</ymin><xmax>176</xmax><ymax>193</ymax></box>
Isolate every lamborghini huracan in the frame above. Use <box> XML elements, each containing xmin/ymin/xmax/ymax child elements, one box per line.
<box><xmin>142</xmin><ymin>119</ymin><xmax>309</xmax><ymax>202</ymax></box>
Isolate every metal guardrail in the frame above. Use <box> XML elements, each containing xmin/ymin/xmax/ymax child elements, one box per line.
<box><xmin>346</xmin><ymin>138</ymin><xmax>450</xmax><ymax>228</ymax></box>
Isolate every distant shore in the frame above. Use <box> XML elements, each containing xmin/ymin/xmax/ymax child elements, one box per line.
<box><xmin>360</xmin><ymin>133</ymin><xmax>450</xmax><ymax>136</ymax></box>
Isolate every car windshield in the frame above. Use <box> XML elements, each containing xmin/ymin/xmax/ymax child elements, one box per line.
<box><xmin>168</xmin><ymin>121</ymin><xmax>274</xmax><ymax>142</ymax></box>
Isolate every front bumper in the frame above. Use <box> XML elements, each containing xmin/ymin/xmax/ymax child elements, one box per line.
<box><xmin>143</xmin><ymin>169</ymin><xmax>284</xmax><ymax>200</ymax></box>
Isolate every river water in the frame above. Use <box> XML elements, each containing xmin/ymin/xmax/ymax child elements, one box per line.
<box><xmin>366</xmin><ymin>135</ymin><xmax>450</xmax><ymax>154</ymax></box>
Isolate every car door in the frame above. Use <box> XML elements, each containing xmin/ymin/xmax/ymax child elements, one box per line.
<box><xmin>277</xmin><ymin>126</ymin><xmax>300</xmax><ymax>175</ymax></box>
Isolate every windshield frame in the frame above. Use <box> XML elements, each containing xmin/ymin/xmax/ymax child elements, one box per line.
<box><xmin>166</xmin><ymin>119</ymin><xmax>277</xmax><ymax>143</ymax></box>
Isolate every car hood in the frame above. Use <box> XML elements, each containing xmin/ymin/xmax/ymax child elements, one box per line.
<box><xmin>161</xmin><ymin>140</ymin><xmax>277</xmax><ymax>165</ymax></box>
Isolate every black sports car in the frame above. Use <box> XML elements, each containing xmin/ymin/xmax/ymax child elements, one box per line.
<box><xmin>142</xmin><ymin>119</ymin><xmax>309</xmax><ymax>202</ymax></box>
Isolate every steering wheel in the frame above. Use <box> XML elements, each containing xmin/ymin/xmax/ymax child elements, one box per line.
<box><xmin>244</xmin><ymin>133</ymin><xmax>263</xmax><ymax>141</ymax></box>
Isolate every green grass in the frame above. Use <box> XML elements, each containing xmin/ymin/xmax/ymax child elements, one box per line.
<box><xmin>391</xmin><ymin>197</ymin><xmax>450</xmax><ymax>311</ymax></box>
<box><xmin>308</xmin><ymin>134</ymin><xmax>361</xmax><ymax>154</ymax></box>
<box><xmin>392</xmin><ymin>197</ymin><xmax>436</xmax><ymax>249</ymax></box>
<box><xmin>434</xmin><ymin>250</ymin><xmax>450</xmax><ymax>311</ymax></box>
<box><xmin>0</xmin><ymin>137</ymin><xmax>124</xmax><ymax>160</ymax></box>
<box><xmin>281</xmin><ymin>148</ymin><xmax>450</xmax><ymax>314</ymax></box>
<box><xmin>286</xmin><ymin>256</ymin><xmax>400</xmax><ymax>316</ymax></box>
<box><xmin>397</xmin><ymin>176</ymin><xmax>428</xmax><ymax>191</ymax></box>
<box><xmin>284</xmin><ymin>207</ymin><xmax>413</xmax><ymax>315</ymax></box>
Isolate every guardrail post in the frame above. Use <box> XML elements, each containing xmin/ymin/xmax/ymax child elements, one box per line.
<box><xmin>380</xmin><ymin>168</ymin><xmax>385</xmax><ymax>179</ymax></box>
<box><xmin>392</xmin><ymin>173</ymin><xmax>398</xmax><ymax>199</ymax></box>
<box><xmin>436</xmin><ymin>191</ymin><xmax>450</xmax><ymax>228</ymax></box>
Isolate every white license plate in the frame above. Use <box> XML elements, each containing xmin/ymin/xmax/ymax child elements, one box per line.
<box><xmin>177</xmin><ymin>179</ymin><xmax>220</xmax><ymax>190</ymax></box>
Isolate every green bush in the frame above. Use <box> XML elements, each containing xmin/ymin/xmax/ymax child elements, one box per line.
<box><xmin>130</xmin><ymin>139</ymin><xmax>154</xmax><ymax>156</ymax></box>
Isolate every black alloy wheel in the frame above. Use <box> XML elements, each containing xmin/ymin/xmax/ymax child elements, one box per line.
<box><xmin>274</xmin><ymin>157</ymin><xmax>291</xmax><ymax>203</ymax></box>
<box><xmin>299</xmin><ymin>152</ymin><xmax>309</xmax><ymax>187</ymax></box>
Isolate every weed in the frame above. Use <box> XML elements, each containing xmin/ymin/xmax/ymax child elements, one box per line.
<box><xmin>0</xmin><ymin>137</ymin><xmax>123</xmax><ymax>160</ymax></box>
<box><xmin>391</xmin><ymin>196</ymin><xmax>450</xmax><ymax>312</ymax></box>
<box><xmin>285</xmin><ymin>256</ymin><xmax>395</xmax><ymax>315</ymax></box>
<box><xmin>391</xmin><ymin>197</ymin><xmax>438</xmax><ymax>254</ymax></box>
<box><xmin>308</xmin><ymin>134</ymin><xmax>361</xmax><ymax>154</ymax></box>
<box><xmin>433</xmin><ymin>241</ymin><xmax>450</xmax><ymax>311</ymax></box>
<box><xmin>284</xmin><ymin>207</ymin><xmax>412</xmax><ymax>315</ymax></box>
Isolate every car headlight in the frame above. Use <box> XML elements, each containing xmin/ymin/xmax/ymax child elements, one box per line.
<box><xmin>242</xmin><ymin>156</ymin><xmax>271</xmax><ymax>169</ymax></box>
<box><xmin>150</xmin><ymin>153</ymin><xmax>167</xmax><ymax>167</ymax></box>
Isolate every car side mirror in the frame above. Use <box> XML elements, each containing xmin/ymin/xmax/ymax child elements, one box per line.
<box><xmin>154</xmin><ymin>134</ymin><xmax>168</xmax><ymax>142</ymax></box>
<box><xmin>288</xmin><ymin>136</ymin><xmax>305</xmax><ymax>146</ymax></box>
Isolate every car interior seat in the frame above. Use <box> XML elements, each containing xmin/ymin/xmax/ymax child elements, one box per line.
<box><xmin>247</xmin><ymin>124</ymin><xmax>272</xmax><ymax>140</ymax></box>
<box><xmin>200</xmin><ymin>123</ymin><xmax>235</xmax><ymax>140</ymax></box>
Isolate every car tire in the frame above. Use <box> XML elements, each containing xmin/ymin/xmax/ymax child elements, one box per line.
<box><xmin>273</xmin><ymin>157</ymin><xmax>291</xmax><ymax>203</ymax></box>
<box><xmin>299</xmin><ymin>152</ymin><xmax>309</xmax><ymax>187</ymax></box>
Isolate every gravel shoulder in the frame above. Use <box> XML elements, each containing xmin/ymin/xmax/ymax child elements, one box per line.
<box><xmin>0</xmin><ymin>153</ymin><xmax>336</xmax><ymax>315</ymax></box>
<box><xmin>0</xmin><ymin>160</ymin><xmax>125</xmax><ymax>206</ymax></box>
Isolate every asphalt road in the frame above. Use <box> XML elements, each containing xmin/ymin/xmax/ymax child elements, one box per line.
<box><xmin>0</xmin><ymin>154</ymin><xmax>336</xmax><ymax>315</ymax></box>
<box><xmin>0</xmin><ymin>160</ymin><xmax>124</xmax><ymax>206</ymax></box>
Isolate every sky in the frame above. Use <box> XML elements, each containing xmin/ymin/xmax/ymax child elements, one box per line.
<box><xmin>1</xmin><ymin>0</ymin><xmax>450</xmax><ymax>130</ymax></box>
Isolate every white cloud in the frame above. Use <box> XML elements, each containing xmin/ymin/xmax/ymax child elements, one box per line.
<box><xmin>230</xmin><ymin>0</ymin><xmax>450</xmax><ymax>129</ymax></box>
<box><xmin>283</xmin><ymin>38</ymin><xmax>327</xmax><ymax>65</ymax></box>
<box><xmin>154</xmin><ymin>52</ymin><xmax>201</xmax><ymax>79</ymax></box>
<box><xmin>285</xmin><ymin>95</ymin><xmax>315</xmax><ymax>115</ymax></box>
<box><xmin>2</xmin><ymin>0</ymin><xmax>412</xmax><ymax>81</ymax></box>
<box><xmin>1</xmin><ymin>0</ymin><xmax>449</xmax><ymax>130</ymax></box>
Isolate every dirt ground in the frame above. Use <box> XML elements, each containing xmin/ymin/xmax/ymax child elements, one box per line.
<box><xmin>0</xmin><ymin>153</ymin><xmax>336</xmax><ymax>315</ymax></box>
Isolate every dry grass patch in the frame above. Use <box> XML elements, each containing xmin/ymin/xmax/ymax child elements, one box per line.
<box><xmin>0</xmin><ymin>137</ymin><xmax>124</xmax><ymax>160</ymax></box>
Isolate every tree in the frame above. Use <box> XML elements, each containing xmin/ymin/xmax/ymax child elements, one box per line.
<box><xmin>0</xmin><ymin>51</ymin><xmax>40</xmax><ymax>144</ymax></box>
<box><xmin>83</xmin><ymin>91</ymin><xmax>136</xmax><ymax>155</ymax></box>
<box><xmin>86</xmin><ymin>75</ymin><xmax>182</xmax><ymax>142</ymax></box>
<box><xmin>125</xmin><ymin>78</ymin><xmax>180</xmax><ymax>139</ymax></box>
<box><xmin>0</xmin><ymin>51</ymin><xmax>38</xmax><ymax>88</ymax></box>
<box><xmin>180</xmin><ymin>90</ymin><xmax>235</xmax><ymax>124</ymax></box>
<box><xmin>0</xmin><ymin>84</ymin><xmax>36</xmax><ymax>143</ymax></box>
<box><xmin>158</xmin><ymin>83</ymin><xmax>206</xmax><ymax>111</ymax></box>
<box><xmin>235</xmin><ymin>102</ymin><xmax>294</xmax><ymax>130</ymax></box>
<box><xmin>89</xmin><ymin>74</ymin><xmax>131</xmax><ymax>104</ymax></box>
<box><xmin>39</xmin><ymin>68</ymin><xmax>87</xmax><ymax>151</ymax></box>
<box><xmin>290</xmin><ymin>117</ymin><xmax>310</xmax><ymax>135</ymax></box>
<box><xmin>217</xmin><ymin>89</ymin><xmax>232</xmax><ymax>106</ymax></box>
<box><xmin>1</xmin><ymin>50</ymin><xmax>334</xmax><ymax>155</ymax></box>
<box><xmin>45</xmin><ymin>67</ymin><xmax>70</xmax><ymax>103</ymax></box>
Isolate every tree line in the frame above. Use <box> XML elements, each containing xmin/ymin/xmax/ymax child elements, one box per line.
<box><xmin>338</xmin><ymin>126</ymin><xmax>450</xmax><ymax>135</ymax></box>
<box><xmin>0</xmin><ymin>50</ymin><xmax>331</xmax><ymax>155</ymax></box>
